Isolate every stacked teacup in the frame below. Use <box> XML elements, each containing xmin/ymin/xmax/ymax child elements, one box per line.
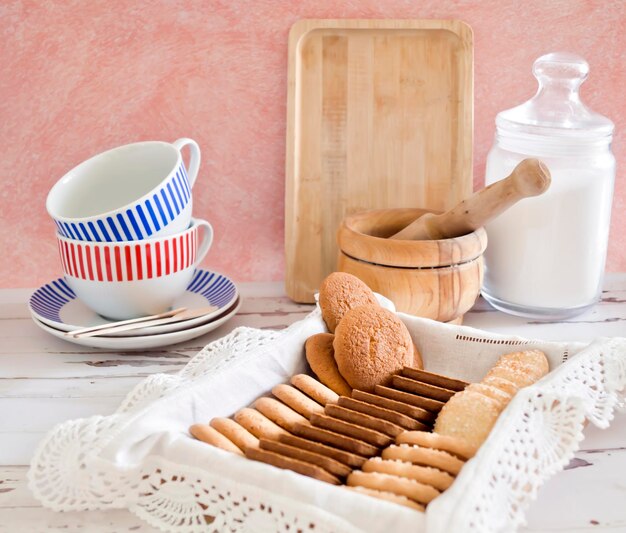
<box><xmin>46</xmin><ymin>138</ymin><xmax>213</xmax><ymax>320</ymax></box>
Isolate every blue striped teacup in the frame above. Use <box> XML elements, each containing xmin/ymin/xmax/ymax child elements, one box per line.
<box><xmin>46</xmin><ymin>138</ymin><xmax>200</xmax><ymax>242</ymax></box>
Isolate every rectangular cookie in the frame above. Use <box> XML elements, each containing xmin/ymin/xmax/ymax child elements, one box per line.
<box><xmin>245</xmin><ymin>446</ymin><xmax>340</xmax><ymax>484</ymax></box>
<box><xmin>374</xmin><ymin>385</ymin><xmax>445</xmax><ymax>413</ymax></box>
<box><xmin>259</xmin><ymin>438</ymin><xmax>352</xmax><ymax>478</ymax></box>
<box><xmin>278</xmin><ymin>434</ymin><xmax>367</xmax><ymax>468</ymax></box>
<box><xmin>401</xmin><ymin>366</ymin><xmax>468</xmax><ymax>391</ymax></box>
<box><xmin>391</xmin><ymin>375</ymin><xmax>456</xmax><ymax>402</ymax></box>
<box><xmin>292</xmin><ymin>423</ymin><xmax>379</xmax><ymax>457</ymax></box>
<box><xmin>325</xmin><ymin>403</ymin><xmax>405</xmax><ymax>438</ymax></box>
<box><xmin>311</xmin><ymin>413</ymin><xmax>392</xmax><ymax>447</ymax></box>
<box><xmin>351</xmin><ymin>390</ymin><xmax>436</xmax><ymax>423</ymax></box>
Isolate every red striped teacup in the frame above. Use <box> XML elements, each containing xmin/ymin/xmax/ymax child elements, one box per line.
<box><xmin>56</xmin><ymin>218</ymin><xmax>213</xmax><ymax>319</ymax></box>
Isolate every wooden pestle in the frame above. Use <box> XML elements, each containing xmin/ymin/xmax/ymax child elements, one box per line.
<box><xmin>390</xmin><ymin>159</ymin><xmax>551</xmax><ymax>240</ymax></box>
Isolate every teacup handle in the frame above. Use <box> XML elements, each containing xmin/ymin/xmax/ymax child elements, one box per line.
<box><xmin>193</xmin><ymin>220</ymin><xmax>214</xmax><ymax>266</ymax></box>
<box><xmin>172</xmin><ymin>138</ymin><xmax>201</xmax><ymax>188</ymax></box>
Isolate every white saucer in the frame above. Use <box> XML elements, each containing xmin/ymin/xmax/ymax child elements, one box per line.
<box><xmin>29</xmin><ymin>269</ymin><xmax>238</xmax><ymax>337</ymax></box>
<box><xmin>32</xmin><ymin>297</ymin><xmax>241</xmax><ymax>350</ymax></box>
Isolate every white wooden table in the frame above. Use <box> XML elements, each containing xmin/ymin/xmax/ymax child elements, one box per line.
<box><xmin>1</xmin><ymin>277</ymin><xmax>625</xmax><ymax>532</ymax></box>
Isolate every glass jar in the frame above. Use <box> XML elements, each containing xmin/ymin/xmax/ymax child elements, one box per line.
<box><xmin>482</xmin><ymin>52</ymin><xmax>615</xmax><ymax>319</ymax></box>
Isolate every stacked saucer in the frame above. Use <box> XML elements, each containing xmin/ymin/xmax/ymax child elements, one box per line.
<box><xmin>29</xmin><ymin>138</ymin><xmax>239</xmax><ymax>349</ymax></box>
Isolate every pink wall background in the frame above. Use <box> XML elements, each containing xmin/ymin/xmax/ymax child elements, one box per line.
<box><xmin>1</xmin><ymin>0</ymin><xmax>624</xmax><ymax>288</ymax></box>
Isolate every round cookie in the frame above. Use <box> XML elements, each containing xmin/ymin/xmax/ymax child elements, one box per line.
<box><xmin>481</xmin><ymin>375</ymin><xmax>519</xmax><ymax>397</ymax></box>
<box><xmin>497</xmin><ymin>349</ymin><xmax>549</xmax><ymax>378</ymax></box>
<box><xmin>465</xmin><ymin>383</ymin><xmax>512</xmax><ymax>411</ymax></box>
<box><xmin>396</xmin><ymin>431</ymin><xmax>476</xmax><ymax>460</ymax></box>
<box><xmin>345</xmin><ymin>486</ymin><xmax>425</xmax><ymax>512</ymax></box>
<box><xmin>347</xmin><ymin>470</ymin><xmax>440</xmax><ymax>504</ymax></box>
<box><xmin>334</xmin><ymin>304</ymin><xmax>413</xmax><ymax>392</ymax></box>
<box><xmin>305</xmin><ymin>333</ymin><xmax>352</xmax><ymax>396</ymax></box>
<box><xmin>363</xmin><ymin>457</ymin><xmax>454</xmax><ymax>491</ymax></box>
<box><xmin>434</xmin><ymin>390</ymin><xmax>501</xmax><ymax>452</ymax></box>
<box><xmin>319</xmin><ymin>272</ymin><xmax>378</xmax><ymax>333</ymax></box>
<box><xmin>484</xmin><ymin>362</ymin><xmax>539</xmax><ymax>389</ymax></box>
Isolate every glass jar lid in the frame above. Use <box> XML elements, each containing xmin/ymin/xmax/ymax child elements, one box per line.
<box><xmin>496</xmin><ymin>52</ymin><xmax>614</xmax><ymax>141</ymax></box>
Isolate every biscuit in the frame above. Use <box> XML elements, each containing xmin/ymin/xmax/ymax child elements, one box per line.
<box><xmin>347</xmin><ymin>471</ymin><xmax>440</xmax><ymax>504</ymax></box>
<box><xmin>351</xmin><ymin>390</ymin><xmax>435</xmax><ymax>423</ymax></box>
<box><xmin>396</xmin><ymin>431</ymin><xmax>475</xmax><ymax>460</ymax></box>
<box><xmin>363</xmin><ymin>457</ymin><xmax>454</xmax><ymax>491</ymax></box>
<box><xmin>391</xmin><ymin>375</ymin><xmax>456</xmax><ymax>402</ymax></box>
<box><xmin>305</xmin><ymin>333</ymin><xmax>352</xmax><ymax>396</ymax></box>
<box><xmin>401</xmin><ymin>367</ymin><xmax>468</xmax><ymax>392</ymax></box>
<box><xmin>271</xmin><ymin>384</ymin><xmax>325</xmax><ymax>418</ymax></box>
<box><xmin>374</xmin><ymin>385</ymin><xmax>445</xmax><ymax>413</ymax></box>
<box><xmin>481</xmin><ymin>375</ymin><xmax>519</xmax><ymax>397</ymax></box>
<box><xmin>326</xmin><ymin>404</ymin><xmax>405</xmax><ymax>437</ymax></box>
<box><xmin>279</xmin><ymin>434</ymin><xmax>367</xmax><ymax>468</ymax></box>
<box><xmin>246</xmin><ymin>446</ymin><xmax>340</xmax><ymax>485</ymax></box>
<box><xmin>292</xmin><ymin>423</ymin><xmax>379</xmax><ymax>457</ymax></box>
<box><xmin>319</xmin><ymin>272</ymin><xmax>378</xmax><ymax>333</ymax></box>
<box><xmin>311</xmin><ymin>413</ymin><xmax>392</xmax><ymax>447</ymax></box>
<box><xmin>345</xmin><ymin>486</ymin><xmax>425</xmax><ymax>512</ymax></box>
<box><xmin>412</xmin><ymin>344</ymin><xmax>424</xmax><ymax>370</ymax></box>
<box><xmin>291</xmin><ymin>374</ymin><xmax>339</xmax><ymax>405</ymax></box>
<box><xmin>434</xmin><ymin>390</ymin><xmax>501</xmax><ymax>452</ymax></box>
<box><xmin>189</xmin><ymin>423</ymin><xmax>243</xmax><ymax>455</ymax></box>
<box><xmin>259</xmin><ymin>439</ymin><xmax>352</xmax><ymax>478</ymax></box>
<box><xmin>254</xmin><ymin>397</ymin><xmax>309</xmax><ymax>432</ymax></box>
<box><xmin>484</xmin><ymin>363</ymin><xmax>537</xmax><ymax>389</ymax></box>
<box><xmin>497</xmin><ymin>349</ymin><xmax>549</xmax><ymax>377</ymax></box>
<box><xmin>234</xmin><ymin>408</ymin><xmax>288</xmax><ymax>441</ymax></box>
<box><xmin>209</xmin><ymin>417</ymin><xmax>259</xmax><ymax>451</ymax></box>
<box><xmin>334</xmin><ymin>305</ymin><xmax>414</xmax><ymax>391</ymax></box>
<box><xmin>382</xmin><ymin>444</ymin><xmax>465</xmax><ymax>476</ymax></box>
<box><xmin>465</xmin><ymin>383</ymin><xmax>512</xmax><ymax>410</ymax></box>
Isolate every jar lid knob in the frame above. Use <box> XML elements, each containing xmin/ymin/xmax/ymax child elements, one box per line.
<box><xmin>533</xmin><ymin>52</ymin><xmax>589</xmax><ymax>92</ymax></box>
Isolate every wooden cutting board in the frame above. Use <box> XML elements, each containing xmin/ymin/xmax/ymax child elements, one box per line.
<box><xmin>285</xmin><ymin>19</ymin><xmax>473</xmax><ymax>303</ymax></box>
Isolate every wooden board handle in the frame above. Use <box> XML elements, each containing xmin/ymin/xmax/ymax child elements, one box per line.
<box><xmin>390</xmin><ymin>159</ymin><xmax>551</xmax><ymax>240</ymax></box>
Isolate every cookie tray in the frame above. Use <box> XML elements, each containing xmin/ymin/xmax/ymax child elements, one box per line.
<box><xmin>28</xmin><ymin>297</ymin><xmax>626</xmax><ymax>533</ymax></box>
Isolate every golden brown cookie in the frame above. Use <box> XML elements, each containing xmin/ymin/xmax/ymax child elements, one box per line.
<box><xmin>497</xmin><ymin>349</ymin><xmax>549</xmax><ymax>377</ymax></box>
<box><xmin>481</xmin><ymin>375</ymin><xmax>519</xmax><ymax>397</ymax></box>
<box><xmin>209</xmin><ymin>417</ymin><xmax>259</xmax><ymax>451</ymax></box>
<box><xmin>396</xmin><ymin>431</ymin><xmax>475</xmax><ymax>460</ymax></box>
<box><xmin>383</xmin><ymin>444</ymin><xmax>465</xmax><ymax>476</ymax></box>
<box><xmin>279</xmin><ymin>434</ymin><xmax>367</xmax><ymax>468</ymax></box>
<box><xmin>259</xmin><ymin>439</ymin><xmax>352</xmax><ymax>478</ymax></box>
<box><xmin>347</xmin><ymin>471</ymin><xmax>440</xmax><ymax>504</ymax></box>
<box><xmin>412</xmin><ymin>344</ymin><xmax>424</xmax><ymax>370</ymax></box>
<box><xmin>246</xmin><ymin>447</ymin><xmax>340</xmax><ymax>485</ymax></box>
<box><xmin>189</xmin><ymin>423</ymin><xmax>243</xmax><ymax>455</ymax></box>
<box><xmin>319</xmin><ymin>272</ymin><xmax>378</xmax><ymax>333</ymax></box>
<box><xmin>311</xmin><ymin>413</ymin><xmax>392</xmax><ymax>447</ymax></box>
<box><xmin>434</xmin><ymin>390</ymin><xmax>501</xmax><ymax>452</ymax></box>
<box><xmin>305</xmin><ymin>333</ymin><xmax>352</xmax><ymax>396</ymax></box>
<box><xmin>334</xmin><ymin>305</ymin><xmax>414</xmax><ymax>391</ymax></box>
<box><xmin>234</xmin><ymin>408</ymin><xmax>288</xmax><ymax>441</ymax></box>
<box><xmin>391</xmin><ymin>375</ymin><xmax>456</xmax><ymax>402</ymax></box>
<box><xmin>374</xmin><ymin>385</ymin><xmax>445</xmax><ymax>413</ymax></box>
<box><xmin>401</xmin><ymin>367</ymin><xmax>468</xmax><ymax>392</ymax></box>
<box><xmin>254</xmin><ymin>397</ymin><xmax>309</xmax><ymax>432</ymax></box>
<box><xmin>484</xmin><ymin>363</ymin><xmax>538</xmax><ymax>389</ymax></box>
<box><xmin>325</xmin><ymin>404</ymin><xmax>405</xmax><ymax>437</ymax></box>
<box><xmin>465</xmin><ymin>383</ymin><xmax>512</xmax><ymax>410</ymax></box>
<box><xmin>292</xmin><ymin>423</ymin><xmax>379</xmax><ymax>457</ymax></box>
<box><xmin>345</xmin><ymin>486</ymin><xmax>425</xmax><ymax>512</ymax></box>
<box><xmin>271</xmin><ymin>384</ymin><xmax>325</xmax><ymax>418</ymax></box>
<box><xmin>350</xmin><ymin>390</ymin><xmax>436</xmax><ymax>423</ymax></box>
<box><xmin>362</xmin><ymin>457</ymin><xmax>454</xmax><ymax>491</ymax></box>
<box><xmin>291</xmin><ymin>374</ymin><xmax>339</xmax><ymax>405</ymax></box>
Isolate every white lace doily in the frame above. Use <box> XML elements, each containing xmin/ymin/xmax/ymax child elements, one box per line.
<box><xmin>28</xmin><ymin>304</ymin><xmax>626</xmax><ymax>533</ymax></box>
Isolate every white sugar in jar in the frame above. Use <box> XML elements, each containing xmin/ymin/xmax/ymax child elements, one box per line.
<box><xmin>482</xmin><ymin>53</ymin><xmax>615</xmax><ymax>319</ymax></box>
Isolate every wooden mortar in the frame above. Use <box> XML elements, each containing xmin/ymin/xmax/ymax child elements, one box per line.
<box><xmin>337</xmin><ymin>208</ymin><xmax>487</xmax><ymax>322</ymax></box>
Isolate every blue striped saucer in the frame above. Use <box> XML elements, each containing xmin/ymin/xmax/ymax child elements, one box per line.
<box><xmin>29</xmin><ymin>269</ymin><xmax>238</xmax><ymax>337</ymax></box>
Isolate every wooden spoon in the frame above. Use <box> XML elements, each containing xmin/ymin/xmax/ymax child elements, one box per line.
<box><xmin>390</xmin><ymin>159</ymin><xmax>551</xmax><ymax>240</ymax></box>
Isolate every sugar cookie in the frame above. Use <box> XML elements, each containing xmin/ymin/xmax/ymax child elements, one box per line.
<box><xmin>382</xmin><ymin>444</ymin><xmax>464</xmax><ymax>476</ymax></box>
<box><xmin>347</xmin><ymin>471</ymin><xmax>440</xmax><ymax>504</ymax></box>
<box><xmin>363</xmin><ymin>457</ymin><xmax>454</xmax><ymax>491</ymax></box>
<box><xmin>396</xmin><ymin>431</ymin><xmax>475</xmax><ymax>460</ymax></box>
<box><xmin>345</xmin><ymin>486</ymin><xmax>425</xmax><ymax>512</ymax></box>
